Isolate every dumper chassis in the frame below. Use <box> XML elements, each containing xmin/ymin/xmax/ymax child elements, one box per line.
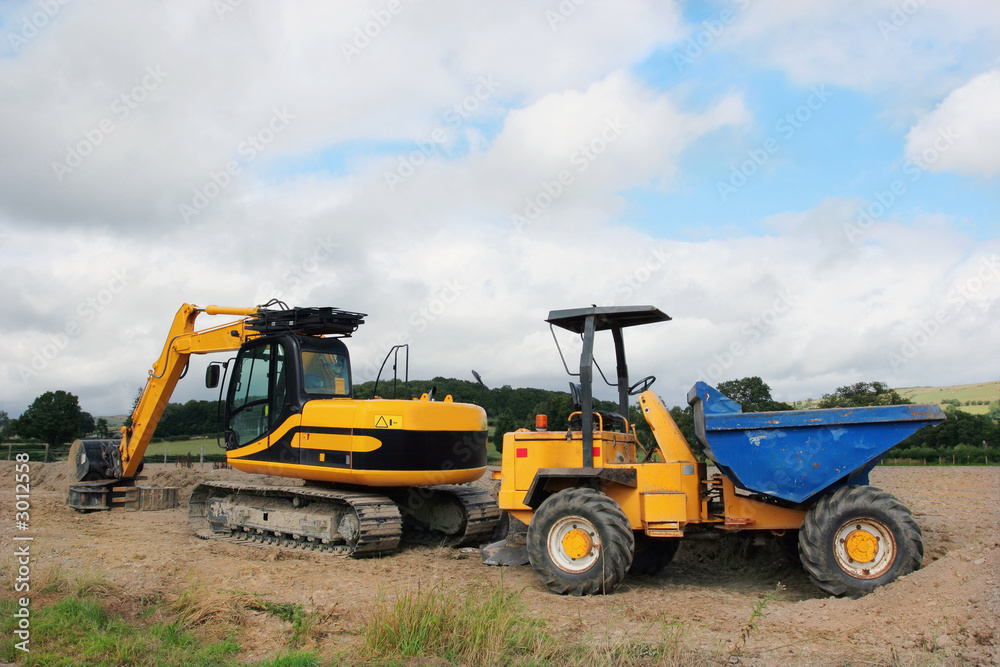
<box><xmin>484</xmin><ymin>305</ymin><xmax>944</xmax><ymax>598</ymax></box>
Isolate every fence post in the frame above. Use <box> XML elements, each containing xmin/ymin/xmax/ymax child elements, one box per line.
<box><xmin>44</xmin><ymin>443</ymin><xmax>50</xmax><ymax>463</ymax></box>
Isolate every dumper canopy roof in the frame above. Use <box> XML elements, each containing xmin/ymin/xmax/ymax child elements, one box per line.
<box><xmin>546</xmin><ymin>305</ymin><xmax>671</xmax><ymax>333</ymax></box>
<box><xmin>545</xmin><ymin>305</ymin><xmax>671</xmax><ymax>467</ymax></box>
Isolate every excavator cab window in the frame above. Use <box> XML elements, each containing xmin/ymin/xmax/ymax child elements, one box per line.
<box><xmin>301</xmin><ymin>350</ymin><xmax>351</xmax><ymax>397</ymax></box>
<box><xmin>226</xmin><ymin>341</ymin><xmax>287</xmax><ymax>447</ymax></box>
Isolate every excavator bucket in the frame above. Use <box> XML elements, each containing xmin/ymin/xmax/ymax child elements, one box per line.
<box><xmin>67</xmin><ymin>439</ymin><xmax>179</xmax><ymax>512</ymax></box>
<box><xmin>481</xmin><ymin>514</ymin><xmax>529</xmax><ymax>566</ymax></box>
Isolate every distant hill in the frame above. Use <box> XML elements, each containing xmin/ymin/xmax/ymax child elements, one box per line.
<box><xmin>794</xmin><ymin>381</ymin><xmax>998</xmax><ymax>414</ymax></box>
<box><xmin>894</xmin><ymin>382</ymin><xmax>998</xmax><ymax>415</ymax></box>
<box><xmin>98</xmin><ymin>381</ymin><xmax>998</xmax><ymax>425</ymax></box>
<box><xmin>103</xmin><ymin>415</ymin><xmax>129</xmax><ymax>428</ymax></box>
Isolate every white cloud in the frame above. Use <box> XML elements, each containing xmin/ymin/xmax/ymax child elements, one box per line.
<box><xmin>724</xmin><ymin>0</ymin><xmax>1000</xmax><ymax>102</ymax></box>
<box><xmin>904</xmin><ymin>69</ymin><xmax>1000</xmax><ymax>177</ymax></box>
<box><xmin>0</xmin><ymin>0</ymin><xmax>684</xmax><ymax>230</ymax></box>
<box><xmin>2</xmin><ymin>197</ymin><xmax>996</xmax><ymax>415</ymax></box>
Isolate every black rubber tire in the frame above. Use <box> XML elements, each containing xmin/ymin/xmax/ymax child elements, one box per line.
<box><xmin>628</xmin><ymin>533</ymin><xmax>680</xmax><ymax>576</ymax></box>
<box><xmin>799</xmin><ymin>485</ymin><xmax>922</xmax><ymax>598</ymax></box>
<box><xmin>526</xmin><ymin>487</ymin><xmax>634</xmax><ymax>595</ymax></box>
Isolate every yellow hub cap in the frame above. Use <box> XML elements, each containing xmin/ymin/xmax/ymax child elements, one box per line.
<box><xmin>844</xmin><ymin>528</ymin><xmax>878</xmax><ymax>563</ymax></box>
<box><xmin>561</xmin><ymin>528</ymin><xmax>594</xmax><ymax>560</ymax></box>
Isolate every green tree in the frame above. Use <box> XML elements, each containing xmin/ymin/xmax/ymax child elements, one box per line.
<box><xmin>0</xmin><ymin>409</ymin><xmax>10</xmax><ymax>443</ymax></box>
<box><xmin>94</xmin><ymin>417</ymin><xmax>114</xmax><ymax>439</ymax></box>
<box><xmin>14</xmin><ymin>390</ymin><xmax>91</xmax><ymax>447</ymax></box>
<box><xmin>123</xmin><ymin>386</ymin><xmax>143</xmax><ymax>428</ymax></box>
<box><xmin>894</xmin><ymin>409</ymin><xmax>999</xmax><ymax>453</ymax></box>
<box><xmin>668</xmin><ymin>405</ymin><xmax>697</xmax><ymax>450</ymax></box>
<box><xmin>492</xmin><ymin>412</ymin><xmax>526</xmax><ymax>453</ymax></box>
<box><xmin>716</xmin><ymin>376</ymin><xmax>793</xmax><ymax>412</ymax></box>
<box><xmin>818</xmin><ymin>381</ymin><xmax>911</xmax><ymax>408</ymax></box>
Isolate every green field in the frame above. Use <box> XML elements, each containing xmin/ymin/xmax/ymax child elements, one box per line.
<box><xmin>144</xmin><ymin>438</ymin><xmax>226</xmax><ymax>458</ymax></box>
<box><xmin>895</xmin><ymin>381</ymin><xmax>999</xmax><ymax>414</ymax></box>
<box><xmin>793</xmin><ymin>381</ymin><xmax>998</xmax><ymax>414</ymax></box>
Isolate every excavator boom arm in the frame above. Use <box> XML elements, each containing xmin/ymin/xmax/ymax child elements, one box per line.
<box><xmin>119</xmin><ymin>303</ymin><xmax>258</xmax><ymax>477</ymax></box>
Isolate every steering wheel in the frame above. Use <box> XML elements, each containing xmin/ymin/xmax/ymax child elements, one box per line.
<box><xmin>628</xmin><ymin>375</ymin><xmax>656</xmax><ymax>395</ymax></box>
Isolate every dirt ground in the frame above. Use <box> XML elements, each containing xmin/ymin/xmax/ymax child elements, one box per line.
<box><xmin>2</xmin><ymin>462</ymin><xmax>998</xmax><ymax>666</ymax></box>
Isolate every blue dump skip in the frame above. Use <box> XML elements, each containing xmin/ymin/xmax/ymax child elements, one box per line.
<box><xmin>687</xmin><ymin>382</ymin><xmax>946</xmax><ymax>504</ymax></box>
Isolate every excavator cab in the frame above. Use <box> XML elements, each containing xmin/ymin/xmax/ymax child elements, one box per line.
<box><xmin>221</xmin><ymin>335</ymin><xmax>352</xmax><ymax>450</ymax></box>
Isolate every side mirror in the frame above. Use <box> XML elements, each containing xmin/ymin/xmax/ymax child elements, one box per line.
<box><xmin>472</xmin><ymin>370</ymin><xmax>486</xmax><ymax>405</ymax></box>
<box><xmin>569</xmin><ymin>382</ymin><xmax>582</xmax><ymax>410</ymax></box>
<box><xmin>206</xmin><ymin>363</ymin><xmax>222</xmax><ymax>389</ymax></box>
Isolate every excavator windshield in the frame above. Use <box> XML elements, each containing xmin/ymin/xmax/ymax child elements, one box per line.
<box><xmin>227</xmin><ymin>341</ymin><xmax>288</xmax><ymax>447</ymax></box>
<box><xmin>301</xmin><ymin>350</ymin><xmax>351</xmax><ymax>397</ymax></box>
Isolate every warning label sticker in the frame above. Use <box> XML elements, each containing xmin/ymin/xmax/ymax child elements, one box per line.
<box><xmin>374</xmin><ymin>415</ymin><xmax>403</xmax><ymax>429</ymax></box>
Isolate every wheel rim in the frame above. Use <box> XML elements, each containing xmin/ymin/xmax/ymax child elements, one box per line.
<box><xmin>548</xmin><ymin>515</ymin><xmax>601</xmax><ymax>573</ymax></box>
<box><xmin>833</xmin><ymin>517</ymin><xmax>896</xmax><ymax>579</ymax></box>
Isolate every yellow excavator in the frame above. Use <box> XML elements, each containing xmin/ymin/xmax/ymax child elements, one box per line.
<box><xmin>67</xmin><ymin>302</ymin><xmax>499</xmax><ymax>556</ymax></box>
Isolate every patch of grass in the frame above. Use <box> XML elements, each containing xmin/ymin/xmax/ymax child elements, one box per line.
<box><xmin>725</xmin><ymin>582</ymin><xmax>785</xmax><ymax>664</ymax></box>
<box><xmin>362</xmin><ymin>580</ymin><xmax>553</xmax><ymax>666</ymax></box>
<box><xmin>173</xmin><ymin>584</ymin><xmax>326</xmax><ymax>649</ymax></box>
<box><xmin>173</xmin><ymin>583</ymin><xmax>251</xmax><ymax>630</ymax></box>
<box><xmin>253</xmin><ymin>598</ymin><xmax>321</xmax><ymax>645</ymax></box>
<box><xmin>71</xmin><ymin>568</ymin><xmax>119</xmax><ymax>597</ymax></box>
<box><xmin>585</xmin><ymin>621</ymin><xmax>689</xmax><ymax>666</ymax></box>
<box><xmin>257</xmin><ymin>651</ymin><xmax>321</xmax><ymax>667</ymax></box>
<box><xmin>33</xmin><ymin>563</ymin><xmax>70</xmax><ymax>595</ymax></box>
<box><xmin>0</xmin><ymin>592</ymin><xmax>241</xmax><ymax>667</ymax></box>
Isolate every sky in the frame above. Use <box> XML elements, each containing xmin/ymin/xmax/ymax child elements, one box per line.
<box><xmin>1</xmin><ymin>0</ymin><xmax>998</xmax><ymax>419</ymax></box>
